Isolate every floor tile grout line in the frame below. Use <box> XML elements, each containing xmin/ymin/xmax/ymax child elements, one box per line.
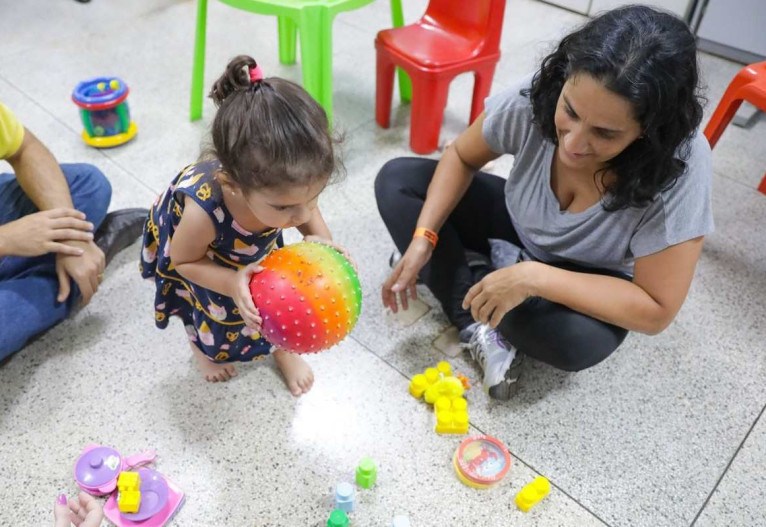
<box><xmin>689</xmin><ymin>400</ymin><xmax>766</xmax><ymax>526</ymax></box>
<box><xmin>0</xmin><ymin>76</ymin><xmax>159</xmax><ymax>198</ymax></box>
<box><xmin>347</xmin><ymin>331</ymin><xmax>614</xmax><ymax>527</ymax></box>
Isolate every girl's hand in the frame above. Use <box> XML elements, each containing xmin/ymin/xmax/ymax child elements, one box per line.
<box><xmin>462</xmin><ymin>261</ymin><xmax>541</xmax><ymax>328</ymax></box>
<box><xmin>302</xmin><ymin>235</ymin><xmax>357</xmax><ymax>271</ymax></box>
<box><xmin>382</xmin><ymin>237</ymin><xmax>433</xmax><ymax>313</ymax></box>
<box><xmin>234</xmin><ymin>263</ymin><xmax>264</xmax><ymax>331</ymax></box>
<box><xmin>53</xmin><ymin>492</ymin><xmax>103</xmax><ymax>527</ymax></box>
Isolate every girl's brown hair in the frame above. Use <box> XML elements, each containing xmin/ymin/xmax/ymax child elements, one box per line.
<box><xmin>208</xmin><ymin>55</ymin><xmax>342</xmax><ymax>192</ymax></box>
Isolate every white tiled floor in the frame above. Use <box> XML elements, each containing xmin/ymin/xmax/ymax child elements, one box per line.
<box><xmin>1</xmin><ymin>1</ymin><xmax>764</xmax><ymax>526</ymax></box>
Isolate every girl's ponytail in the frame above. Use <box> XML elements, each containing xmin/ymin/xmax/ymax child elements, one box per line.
<box><xmin>209</xmin><ymin>55</ymin><xmax>258</xmax><ymax>106</ymax></box>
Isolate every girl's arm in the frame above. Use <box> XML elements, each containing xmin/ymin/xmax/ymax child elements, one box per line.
<box><xmin>466</xmin><ymin>236</ymin><xmax>705</xmax><ymax>334</ymax></box>
<box><xmin>169</xmin><ymin>199</ymin><xmax>236</xmax><ymax>297</ymax></box>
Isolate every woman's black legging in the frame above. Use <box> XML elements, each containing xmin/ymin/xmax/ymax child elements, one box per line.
<box><xmin>374</xmin><ymin>157</ymin><xmax>629</xmax><ymax>372</ymax></box>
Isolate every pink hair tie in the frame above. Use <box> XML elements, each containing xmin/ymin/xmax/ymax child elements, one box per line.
<box><xmin>249</xmin><ymin>65</ymin><xmax>264</xmax><ymax>84</ymax></box>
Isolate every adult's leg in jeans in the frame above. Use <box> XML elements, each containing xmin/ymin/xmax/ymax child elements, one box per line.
<box><xmin>375</xmin><ymin>157</ymin><xmax>520</xmax><ymax>330</ymax></box>
<box><xmin>0</xmin><ymin>163</ymin><xmax>112</xmax><ymax>360</ymax></box>
<box><xmin>498</xmin><ymin>267</ymin><xmax>630</xmax><ymax>371</ymax></box>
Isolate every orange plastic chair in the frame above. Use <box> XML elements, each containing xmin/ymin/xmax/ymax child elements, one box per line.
<box><xmin>704</xmin><ymin>61</ymin><xmax>766</xmax><ymax>195</ymax></box>
<box><xmin>375</xmin><ymin>0</ymin><xmax>507</xmax><ymax>154</ymax></box>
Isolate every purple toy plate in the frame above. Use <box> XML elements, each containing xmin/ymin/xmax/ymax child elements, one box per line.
<box><xmin>75</xmin><ymin>446</ymin><xmax>122</xmax><ymax>488</ymax></box>
<box><xmin>120</xmin><ymin>468</ymin><xmax>170</xmax><ymax>521</ymax></box>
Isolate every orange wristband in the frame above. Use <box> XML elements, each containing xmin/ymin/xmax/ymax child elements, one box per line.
<box><xmin>414</xmin><ymin>227</ymin><xmax>439</xmax><ymax>248</ymax></box>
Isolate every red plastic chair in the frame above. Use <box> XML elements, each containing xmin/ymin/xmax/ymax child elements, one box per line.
<box><xmin>704</xmin><ymin>61</ymin><xmax>766</xmax><ymax>195</ymax></box>
<box><xmin>375</xmin><ymin>0</ymin><xmax>507</xmax><ymax>154</ymax></box>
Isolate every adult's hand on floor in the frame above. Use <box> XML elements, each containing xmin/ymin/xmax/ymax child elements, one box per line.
<box><xmin>382</xmin><ymin>237</ymin><xmax>432</xmax><ymax>313</ymax></box>
<box><xmin>53</xmin><ymin>492</ymin><xmax>103</xmax><ymax>527</ymax></box>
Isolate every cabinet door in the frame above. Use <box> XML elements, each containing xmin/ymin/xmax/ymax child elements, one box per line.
<box><xmin>539</xmin><ymin>0</ymin><xmax>592</xmax><ymax>15</ymax></box>
<box><xmin>589</xmin><ymin>0</ymin><xmax>692</xmax><ymax>19</ymax></box>
<box><xmin>697</xmin><ymin>0</ymin><xmax>766</xmax><ymax>58</ymax></box>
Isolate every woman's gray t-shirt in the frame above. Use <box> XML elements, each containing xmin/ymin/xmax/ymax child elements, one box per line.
<box><xmin>482</xmin><ymin>79</ymin><xmax>714</xmax><ymax>276</ymax></box>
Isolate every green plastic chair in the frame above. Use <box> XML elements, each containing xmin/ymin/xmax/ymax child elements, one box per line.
<box><xmin>190</xmin><ymin>0</ymin><xmax>411</xmax><ymax>123</ymax></box>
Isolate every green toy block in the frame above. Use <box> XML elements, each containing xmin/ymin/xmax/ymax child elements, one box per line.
<box><xmin>355</xmin><ymin>457</ymin><xmax>377</xmax><ymax>489</ymax></box>
<box><xmin>327</xmin><ymin>509</ymin><xmax>349</xmax><ymax>527</ymax></box>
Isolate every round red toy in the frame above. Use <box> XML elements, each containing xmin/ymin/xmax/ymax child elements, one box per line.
<box><xmin>249</xmin><ymin>242</ymin><xmax>362</xmax><ymax>354</ymax></box>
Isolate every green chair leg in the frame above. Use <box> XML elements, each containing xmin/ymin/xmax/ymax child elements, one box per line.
<box><xmin>190</xmin><ymin>0</ymin><xmax>209</xmax><ymax>121</ymax></box>
<box><xmin>298</xmin><ymin>6</ymin><xmax>335</xmax><ymax>124</ymax></box>
<box><xmin>277</xmin><ymin>16</ymin><xmax>298</xmax><ymax>64</ymax></box>
<box><xmin>389</xmin><ymin>0</ymin><xmax>411</xmax><ymax>102</ymax></box>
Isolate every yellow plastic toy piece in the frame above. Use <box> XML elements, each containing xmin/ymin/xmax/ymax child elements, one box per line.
<box><xmin>424</xmin><ymin>376</ymin><xmax>465</xmax><ymax>404</ymax></box>
<box><xmin>409</xmin><ymin>361</ymin><xmax>452</xmax><ymax>399</ymax></box>
<box><xmin>436</xmin><ymin>361</ymin><xmax>452</xmax><ymax>376</ymax></box>
<box><xmin>118</xmin><ymin>490</ymin><xmax>141</xmax><ymax>513</ymax></box>
<box><xmin>515</xmin><ymin>476</ymin><xmax>551</xmax><ymax>512</ymax></box>
<box><xmin>117</xmin><ymin>471</ymin><xmax>141</xmax><ymax>491</ymax></box>
<box><xmin>109</xmin><ymin>79</ymin><xmax>120</xmax><ymax>90</ymax></box>
<box><xmin>434</xmin><ymin>396</ymin><xmax>469</xmax><ymax>434</ymax></box>
<box><xmin>117</xmin><ymin>471</ymin><xmax>142</xmax><ymax>513</ymax></box>
<box><xmin>81</xmin><ymin>121</ymin><xmax>137</xmax><ymax>148</ymax></box>
<box><xmin>408</xmin><ymin>374</ymin><xmax>429</xmax><ymax>398</ymax></box>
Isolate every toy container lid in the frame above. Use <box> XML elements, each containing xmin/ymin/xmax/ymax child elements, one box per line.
<box><xmin>74</xmin><ymin>446</ymin><xmax>123</xmax><ymax>488</ymax></box>
<box><xmin>454</xmin><ymin>435</ymin><xmax>511</xmax><ymax>485</ymax></box>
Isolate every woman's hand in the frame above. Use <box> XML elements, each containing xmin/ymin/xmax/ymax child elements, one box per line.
<box><xmin>462</xmin><ymin>261</ymin><xmax>541</xmax><ymax>328</ymax></box>
<box><xmin>53</xmin><ymin>493</ymin><xmax>103</xmax><ymax>527</ymax></box>
<box><xmin>233</xmin><ymin>262</ymin><xmax>263</xmax><ymax>331</ymax></box>
<box><xmin>382</xmin><ymin>237</ymin><xmax>434</xmax><ymax>312</ymax></box>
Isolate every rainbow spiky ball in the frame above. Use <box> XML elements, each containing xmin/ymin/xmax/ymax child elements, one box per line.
<box><xmin>249</xmin><ymin>242</ymin><xmax>362</xmax><ymax>354</ymax></box>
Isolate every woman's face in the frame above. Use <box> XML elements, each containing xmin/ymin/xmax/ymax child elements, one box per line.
<box><xmin>553</xmin><ymin>73</ymin><xmax>642</xmax><ymax>171</ymax></box>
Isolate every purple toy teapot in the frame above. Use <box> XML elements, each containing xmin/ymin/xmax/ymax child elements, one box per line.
<box><xmin>73</xmin><ymin>444</ymin><xmax>156</xmax><ymax>496</ymax></box>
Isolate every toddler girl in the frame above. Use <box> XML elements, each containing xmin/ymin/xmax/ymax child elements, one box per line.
<box><xmin>140</xmin><ymin>55</ymin><xmax>343</xmax><ymax>395</ymax></box>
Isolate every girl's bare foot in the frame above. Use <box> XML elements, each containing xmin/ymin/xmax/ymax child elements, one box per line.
<box><xmin>273</xmin><ymin>349</ymin><xmax>314</xmax><ymax>396</ymax></box>
<box><xmin>191</xmin><ymin>343</ymin><xmax>238</xmax><ymax>382</ymax></box>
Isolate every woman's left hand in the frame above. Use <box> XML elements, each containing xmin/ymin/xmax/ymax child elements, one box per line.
<box><xmin>462</xmin><ymin>261</ymin><xmax>541</xmax><ymax>328</ymax></box>
<box><xmin>302</xmin><ymin>236</ymin><xmax>357</xmax><ymax>271</ymax></box>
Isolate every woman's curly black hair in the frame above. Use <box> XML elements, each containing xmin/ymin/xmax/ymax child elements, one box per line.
<box><xmin>524</xmin><ymin>5</ymin><xmax>704</xmax><ymax>211</ymax></box>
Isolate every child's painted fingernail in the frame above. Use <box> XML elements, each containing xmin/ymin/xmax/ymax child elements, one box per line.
<box><xmin>57</xmin><ymin>494</ymin><xmax>67</xmax><ymax>505</ymax></box>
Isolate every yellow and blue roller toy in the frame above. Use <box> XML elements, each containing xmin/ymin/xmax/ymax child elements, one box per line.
<box><xmin>72</xmin><ymin>77</ymin><xmax>137</xmax><ymax>148</ymax></box>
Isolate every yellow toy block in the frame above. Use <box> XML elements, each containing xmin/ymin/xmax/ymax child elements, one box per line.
<box><xmin>515</xmin><ymin>476</ymin><xmax>550</xmax><ymax>512</ymax></box>
<box><xmin>408</xmin><ymin>374</ymin><xmax>430</xmax><ymax>398</ymax></box>
<box><xmin>435</xmin><ymin>361</ymin><xmax>452</xmax><ymax>376</ymax></box>
<box><xmin>424</xmin><ymin>376</ymin><xmax>465</xmax><ymax>404</ymax></box>
<box><xmin>118</xmin><ymin>489</ymin><xmax>142</xmax><ymax>513</ymax></box>
<box><xmin>409</xmin><ymin>361</ymin><xmax>452</xmax><ymax>399</ymax></box>
<box><xmin>434</xmin><ymin>396</ymin><xmax>469</xmax><ymax>434</ymax></box>
<box><xmin>117</xmin><ymin>471</ymin><xmax>142</xmax><ymax>513</ymax></box>
<box><xmin>117</xmin><ymin>471</ymin><xmax>141</xmax><ymax>492</ymax></box>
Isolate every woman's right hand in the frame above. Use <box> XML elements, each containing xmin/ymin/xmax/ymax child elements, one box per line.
<box><xmin>382</xmin><ymin>237</ymin><xmax>434</xmax><ymax>313</ymax></box>
<box><xmin>233</xmin><ymin>263</ymin><xmax>264</xmax><ymax>331</ymax></box>
<box><xmin>53</xmin><ymin>493</ymin><xmax>103</xmax><ymax>527</ymax></box>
